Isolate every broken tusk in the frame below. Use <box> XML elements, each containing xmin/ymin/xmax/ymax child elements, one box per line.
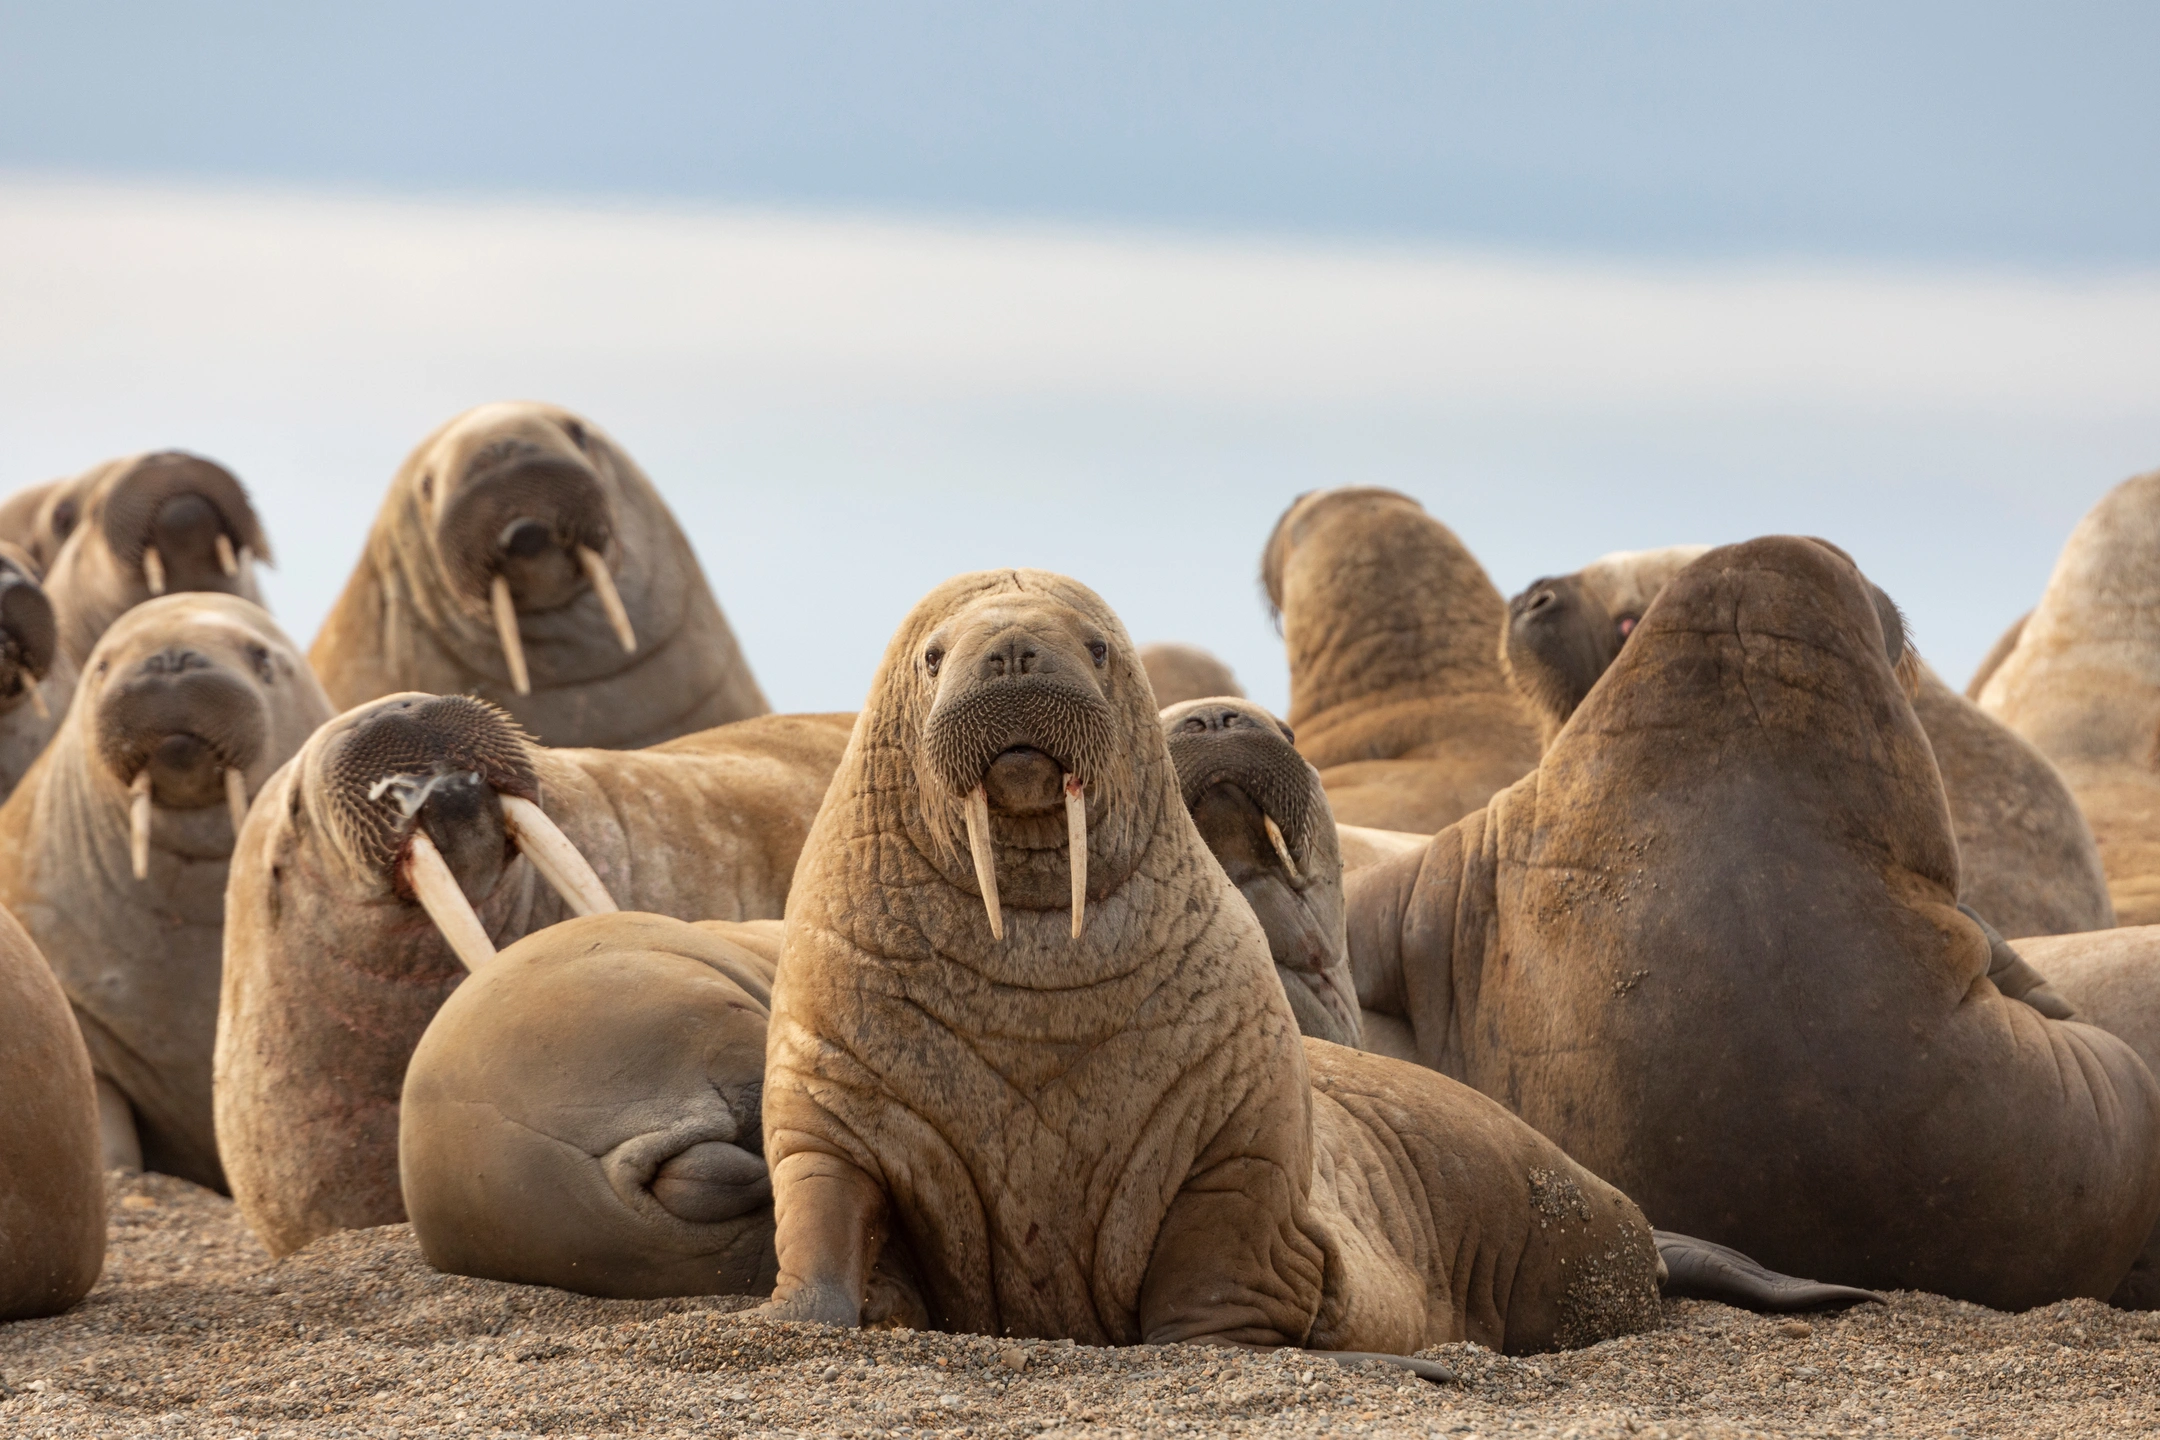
<box><xmin>963</xmin><ymin>784</ymin><xmax>1003</xmax><ymax>939</ymax></box>
<box><xmin>489</xmin><ymin>575</ymin><xmax>531</xmax><ymax>695</ymax></box>
<box><xmin>576</xmin><ymin>546</ymin><xmax>638</xmax><ymax>653</ymax></box>
<box><xmin>28</xmin><ymin>684</ymin><xmax>48</xmax><ymax>721</ymax></box>
<box><xmin>402</xmin><ymin>829</ymin><xmax>495</xmax><ymax>972</ymax></box>
<box><xmin>128</xmin><ymin>770</ymin><xmax>152</xmax><ymax>880</ymax></box>
<box><xmin>225</xmin><ymin>767</ymin><xmax>250</xmax><ymax>838</ymax></box>
<box><xmin>500</xmin><ymin>793</ymin><xmax>618</xmax><ymax>916</ymax></box>
<box><xmin>1065</xmin><ymin>774</ymin><xmax>1087</xmax><ymax>940</ymax></box>
<box><xmin>1263</xmin><ymin>814</ymin><xmax>1302</xmax><ymax>884</ymax></box>
<box><xmin>214</xmin><ymin>533</ymin><xmax>239</xmax><ymax>577</ymax></box>
<box><xmin>142</xmin><ymin>546</ymin><xmax>166</xmax><ymax>596</ymax></box>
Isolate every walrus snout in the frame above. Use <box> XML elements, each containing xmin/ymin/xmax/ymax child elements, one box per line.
<box><xmin>96</xmin><ymin>452</ymin><xmax>268</xmax><ymax>598</ymax></box>
<box><xmin>0</xmin><ymin>569</ymin><xmax>57</xmax><ymax>700</ymax></box>
<box><xmin>437</xmin><ymin>448</ymin><xmax>613</xmax><ymax>608</ymax></box>
<box><xmin>1503</xmin><ymin>573</ymin><xmax>1622</xmax><ymax>736</ymax></box>
<box><xmin>983</xmin><ymin>746</ymin><xmax>1065</xmax><ymax>815</ymax></box>
<box><xmin>1162</xmin><ymin>697</ymin><xmax>1321</xmax><ymax>880</ymax></box>
<box><xmin>96</xmin><ymin>653</ymin><xmax>267</xmax><ymax>800</ymax></box>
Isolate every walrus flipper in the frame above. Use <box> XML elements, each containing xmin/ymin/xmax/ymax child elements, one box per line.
<box><xmin>1653</xmin><ymin>1231</ymin><xmax>1884</xmax><ymax>1312</ymax></box>
<box><xmin>1958</xmin><ymin>902</ymin><xmax>2078</xmax><ymax>1020</ymax></box>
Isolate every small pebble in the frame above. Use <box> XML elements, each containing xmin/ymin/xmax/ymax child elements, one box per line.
<box><xmin>999</xmin><ymin>1346</ymin><xmax>1029</xmax><ymax>1371</ymax></box>
<box><xmin>1781</xmin><ymin>1321</ymin><xmax>1814</xmax><ymax>1339</ymax></box>
<box><xmin>821</xmin><ymin>1363</ymin><xmax>840</xmax><ymax>1381</ymax></box>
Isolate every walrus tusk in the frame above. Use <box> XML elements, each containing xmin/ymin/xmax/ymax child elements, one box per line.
<box><xmin>142</xmin><ymin>545</ymin><xmax>166</xmax><ymax>596</ymax></box>
<box><xmin>1065</xmin><ymin>773</ymin><xmax>1086</xmax><ymax>940</ymax></box>
<box><xmin>214</xmin><ymin>533</ymin><xmax>239</xmax><ymax>577</ymax></box>
<box><xmin>28</xmin><ymin>684</ymin><xmax>48</xmax><ymax>721</ymax></box>
<box><xmin>128</xmin><ymin>770</ymin><xmax>152</xmax><ymax>880</ymax></box>
<box><xmin>576</xmin><ymin>546</ymin><xmax>638</xmax><ymax>653</ymax></box>
<box><xmin>237</xmin><ymin>544</ymin><xmax>256</xmax><ymax>592</ymax></box>
<box><xmin>963</xmin><ymin>784</ymin><xmax>1003</xmax><ymax>939</ymax></box>
<box><xmin>1263</xmin><ymin>814</ymin><xmax>1302</xmax><ymax>884</ymax></box>
<box><xmin>224</xmin><ymin>767</ymin><xmax>250</xmax><ymax>838</ymax></box>
<box><xmin>499</xmin><ymin>793</ymin><xmax>618</xmax><ymax>916</ymax></box>
<box><xmin>402</xmin><ymin>829</ymin><xmax>496</xmax><ymax>972</ymax></box>
<box><xmin>489</xmin><ymin>575</ymin><xmax>531</xmax><ymax>695</ymax></box>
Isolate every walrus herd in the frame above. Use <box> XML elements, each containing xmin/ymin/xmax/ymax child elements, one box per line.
<box><xmin>5</xmin><ymin>408</ymin><xmax>2160</xmax><ymax>1383</ymax></box>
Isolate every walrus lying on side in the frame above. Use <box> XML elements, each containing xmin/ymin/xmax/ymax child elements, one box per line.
<box><xmin>401</xmin><ymin>912</ymin><xmax>782</xmax><ymax>1299</ymax></box>
<box><xmin>215</xmin><ymin>696</ymin><xmax>849</xmax><ymax>1256</ymax></box>
<box><xmin>0</xmin><ymin>902</ymin><xmax>104</xmax><ymax>1320</ymax></box>
<box><xmin>1262</xmin><ymin>488</ymin><xmax>1541</xmax><ymax>833</ymax></box>
<box><xmin>1352</xmin><ymin>537</ymin><xmax>2160</xmax><ymax>1309</ymax></box>
<box><xmin>1139</xmin><ymin>641</ymin><xmax>1244</xmax><ymax>707</ymax></box>
<box><xmin>1504</xmin><ymin>544</ymin><xmax>2114</xmax><ymax>939</ymax></box>
<box><xmin>761</xmin><ymin>569</ymin><xmax>1860</xmax><ymax>1370</ymax></box>
<box><xmin>1975</xmin><ymin>469</ymin><xmax>2160</xmax><ymax>925</ymax></box>
<box><xmin>309</xmin><ymin>401</ymin><xmax>767</xmax><ymax>748</ymax></box>
<box><xmin>0</xmin><ymin>541</ymin><xmax>75</xmax><ymax>800</ymax></box>
<box><xmin>0</xmin><ymin>595</ymin><xmax>329</xmax><ymax>1190</ymax></box>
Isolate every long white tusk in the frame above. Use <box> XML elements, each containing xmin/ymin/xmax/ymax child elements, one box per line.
<box><xmin>143</xmin><ymin>546</ymin><xmax>166</xmax><ymax>596</ymax></box>
<box><xmin>489</xmin><ymin>575</ymin><xmax>531</xmax><ymax>695</ymax></box>
<box><xmin>576</xmin><ymin>546</ymin><xmax>638</xmax><ymax>653</ymax></box>
<box><xmin>402</xmin><ymin>830</ymin><xmax>495</xmax><ymax>972</ymax></box>
<box><xmin>499</xmin><ymin>793</ymin><xmax>617</xmax><ymax>916</ymax></box>
<box><xmin>963</xmin><ymin>784</ymin><xmax>1003</xmax><ymax>940</ymax></box>
<box><xmin>28</xmin><ymin>684</ymin><xmax>48</xmax><ymax>721</ymax></box>
<box><xmin>1263</xmin><ymin>814</ymin><xmax>1303</xmax><ymax>885</ymax></box>
<box><xmin>214</xmin><ymin>533</ymin><xmax>239</xmax><ymax>577</ymax></box>
<box><xmin>1065</xmin><ymin>774</ymin><xmax>1087</xmax><ymax>940</ymax></box>
<box><xmin>225</xmin><ymin>767</ymin><xmax>250</xmax><ymax>838</ymax></box>
<box><xmin>128</xmin><ymin>770</ymin><xmax>152</xmax><ymax>880</ymax></box>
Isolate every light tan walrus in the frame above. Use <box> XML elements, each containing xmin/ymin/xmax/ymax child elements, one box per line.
<box><xmin>1503</xmin><ymin>544</ymin><xmax>2114</xmax><ymax>939</ymax></box>
<box><xmin>0</xmin><ymin>902</ymin><xmax>105</xmax><ymax>1320</ymax></box>
<box><xmin>1262</xmin><ymin>488</ymin><xmax>1541</xmax><ymax>833</ymax></box>
<box><xmin>216</xmin><ymin>695</ymin><xmax>849</xmax><ymax>1256</ymax></box>
<box><xmin>0</xmin><ymin>541</ymin><xmax>76</xmax><ymax>800</ymax></box>
<box><xmin>0</xmin><ymin>595</ymin><xmax>329</xmax><ymax>1190</ymax></box>
<box><xmin>760</xmin><ymin>569</ymin><xmax>1864</xmax><ymax>1369</ymax></box>
<box><xmin>1139</xmin><ymin>641</ymin><xmax>1244</xmax><ymax>707</ymax></box>
<box><xmin>1975</xmin><ymin>468</ymin><xmax>2160</xmax><ymax>924</ymax></box>
<box><xmin>310</xmin><ymin>401</ymin><xmax>767</xmax><ymax>748</ymax></box>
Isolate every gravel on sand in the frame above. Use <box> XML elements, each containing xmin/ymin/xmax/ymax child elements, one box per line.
<box><xmin>5</xmin><ymin>1172</ymin><xmax>2160</xmax><ymax>1438</ymax></box>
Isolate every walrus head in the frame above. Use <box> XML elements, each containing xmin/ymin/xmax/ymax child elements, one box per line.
<box><xmin>0</xmin><ymin>545</ymin><xmax>57</xmax><ymax>714</ymax></box>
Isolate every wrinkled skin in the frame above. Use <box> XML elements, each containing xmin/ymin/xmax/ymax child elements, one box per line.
<box><xmin>1262</xmin><ymin>489</ymin><xmax>1541</xmax><ymax>833</ymax></box>
<box><xmin>762</xmin><ymin>569</ymin><xmax>1663</xmax><ymax>1363</ymax></box>
<box><xmin>1975</xmin><ymin>469</ymin><xmax>2160</xmax><ymax>925</ymax></box>
<box><xmin>1161</xmin><ymin>696</ymin><xmax>1360</xmax><ymax>1047</ymax></box>
<box><xmin>0</xmin><ymin>902</ymin><xmax>104</xmax><ymax>1320</ymax></box>
<box><xmin>0</xmin><ymin>541</ymin><xmax>76</xmax><ymax>800</ymax></box>
<box><xmin>1505</xmin><ymin>544</ymin><xmax>2113</xmax><ymax>939</ymax></box>
<box><xmin>402</xmin><ymin>912</ymin><xmax>782</xmax><ymax>1299</ymax></box>
<box><xmin>0</xmin><ymin>595</ymin><xmax>327</xmax><ymax>1191</ymax></box>
<box><xmin>310</xmin><ymin>401</ymin><xmax>767</xmax><ymax>748</ymax></box>
<box><xmin>1350</xmin><ymin>537</ymin><xmax>2160</xmax><ymax>1309</ymax></box>
<box><xmin>1139</xmin><ymin>642</ymin><xmax>1244</xmax><ymax>707</ymax></box>
<box><xmin>215</xmin><ymin>694</ymin><xmax>849</xmax><ymax>1256</ymax></box>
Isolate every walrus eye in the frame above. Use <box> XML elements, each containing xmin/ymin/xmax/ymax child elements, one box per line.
<box><xmin>1278</xmin><ymin>722</ymin><xmax>1295</xmax><ymax>743</ymax></box>
<box><xmin>247</xmin><ymin>643</ymin><xmax>275</xmax><ymax>683</ymax></box>
<box><xmin>418</xmin><ymin>473</ymin><xmax>434</xmax><ymax>502</ymax></box>
<box><xmin>924</xmin><ymin>646</ymin><xmax>943</xmax><ymax>677</ymax></box>
<box><xmin>52</xmin><ymin>500</ymin><xmax>76</xmax><ymax>539</ymax></box>
<box><xmin>1087</xmin><ymin>640</ymin><xmax>1107</xmax><ymax>667</ymax></box>
<box><xmin>562</xmin><ymin>418</ymin><xmax>587</xmax><ymax>450</ymax></box>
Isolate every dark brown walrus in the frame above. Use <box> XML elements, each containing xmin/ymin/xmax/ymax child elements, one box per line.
<box><xmin>309</xmin><ymin>401</ymin><xmax>767</xmax><ymax>749</ymax></box>
<box><xmin>761</xmin><ymin>570</ymin><xmax>1863</xmax><ymax>1367</ymax></box>
<box><xmin>1262</xmin><ymin>488</ymin><xmax>1541</xmax><ymax>833</ymax></box>
<box><xmin>1350</xmin><ymin>536</ymin><xmax>2160</xmax><ymax>1309</ymax></box>
<box><xmin>1502</xmin><ymin>544</ymin><xmax>2114</xmax><ymax>939</ymax></box>
<box><xmin>0</xmin><ymin>901</ymin><xmax>104</xmax><ymax>1320</ymax></box>
<box><xmin>0</xmin><ymin>540</ymin><xmax>75</xmax><ymax>801</ymax></box>
<box><xmin>215</xmin><ymin>694</ymin><xmax>849</xmax><ymax>1257</ymax></box>
<box><xmin>401</xmin><ymin>912</ymin><xmax>782</xmax><ymax>1299</ymax></box>
<box><xmin>0</xmin><ymin>594</ymin><xmax>329</xmax><ymax>1191</ymax></box>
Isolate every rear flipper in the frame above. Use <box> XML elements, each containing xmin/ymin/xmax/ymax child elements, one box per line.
<box><xmin>1959</xmin><ymin>902</ymin><xmax>2076</xmax><ymax>1020</ymax></box>
<box><xmin>1653</xmin><ymin>1231</ymin><xmax>1884</xmax><ymax>1312</ymax></box>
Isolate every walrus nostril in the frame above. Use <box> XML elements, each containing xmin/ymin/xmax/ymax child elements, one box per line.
<box><xmin>499</xmin><ymin>518</ymin><xmax>554</xmax><ymax>560</ymax></box>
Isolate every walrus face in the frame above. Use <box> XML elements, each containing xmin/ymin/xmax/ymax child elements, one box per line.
<box><xmin>88</xmin><ymin>452</ymin><xmax>269</xmax><ymax>603</ymax></box>
<box><xmin>0</xmin><ymin>551</ymin><xmax>57</xmax><ymax>710</ymax></box>
<box><xmin>1503</xmin><ymin>574</ymin><xmax>1625</xmax><ymax>737</ymax></box>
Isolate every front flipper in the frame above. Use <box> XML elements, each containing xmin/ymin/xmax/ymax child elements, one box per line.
<box><xmin>1654</xmin><ymin>1231</ymin><xmax>1884</xmax><ymax>1312</ymax></box>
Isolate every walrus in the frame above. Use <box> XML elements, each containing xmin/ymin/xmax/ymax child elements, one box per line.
<box><xmin>760</xmin><ymin>568</ymin><xmax>1862</xmax><ymax>1368</ymax></box>
<box><xmin>401</xmin><ymin>912</ymin><xmax>782</xmax><ymax>1299</ymax></box>
<box><xmin>309</xmin><ymin>401</ymin><xmax>768</xmax><ymax>748</ymax></box>
<box><xmin>1503</xmin><ymin>544</ymin><xmax>2114</xmax><ymax>939</ymax></box>
<box><xmin>215</xmin><ymin>695</ymin><xmax>849</xmax><ymax>1256</ymax></box>
<box><xmin>1350</xmin><ymin>536</ymin><xmax>2160</xmax><ymax>1309</ymax></box>
<box><xmin>1139</xmin><ymin>641</ymin><xmax>1244</xmax><ymax>707</ymax></box>
<box><xmin>1262</xmin><ymin>488</ymin><xmax>1541</xmax><ymax>832</ymax></box>
<box><xmin>0</xmin><ymin>901</ymin><xmax>104</xmax><ymax>1320</ymax></box>
<box><xmin>0</xmin><ymin>465</ymin><xmax>102</xmax><ymax>573</ymax></box>
<box><xmin>0</xmin><ymin>594</ymin><xmax>328</xmax><ymax>1190</ymax></box>
<box><xmin>1974</xmin><ymin>469</ymin><xmax>2160</xmax><ymax>924</ymax></box>
<box><xmin>0</xmin><ymin>541</ymin><xmax>75</xmax><ymax>800</ymax></box>
<box><xmin>36</xmin><ymin>451</ymin><xmax>272</xmax><ymax>671</ymax></box>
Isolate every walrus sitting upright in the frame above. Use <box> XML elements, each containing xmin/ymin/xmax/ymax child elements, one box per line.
<box><xmin>1262</xmin><ymin>488</ymin><xmax>1540</xmax><ymax>833</ymax></box>
<box><xmin>216</xmin><ymin>696</ymin><xmax>849</xmax><ymax>1256</ymax></box>
<box><xmin>309</xmin><ymin>402</ymin><xmax>768</xmax><ymax>748</ymax></box>
<box><xmin>1505</xmin><ymin>544</ymin><xmax>2114</xmax><ymax>939</ymax></box>
<box><xmin>0</xmin><ymin>595</ymin><xmax>330</xmax><ymax>1189</ymax></box>
<box><xmin>0</xmin><ymin>541</ymin><xmax>75</xmax><ymax>800</ymax></box>
<box><xmin>1352</xmin><ymin>537</ymin><xmax>2160</xmax><ymax>1308</ymax></box>
<box><xmin>1975</xmin><ymin>469</ymin><xmax>2160</xmax><ymax>925</ymax></box>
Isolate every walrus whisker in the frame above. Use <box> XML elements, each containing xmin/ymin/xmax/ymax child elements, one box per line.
<box><xmin>214</xmin><ymin>533</ymin><xmax>239</xmax><ymax>578</ymax></box>
<box><xmin>142</xmin><ymin>545</ymin><xmax>166</xmax><ymax>597</ymax></box>
<box><xmin>128</xmin><ymin>769</ymin><xmax>152</xmax><ymax>880</ymax></box>
<box><xmin>225</xmin><ymin>767</ymin><xmax>250</xmax><ymax>838</ymax></box>
<box><xmin>1263</xmin><ymin>813</ymin><xmax>1302</xmax><ymax>884</ymax></box>
<box><xmin>963</xmin><ymin>784</ymin><xmax>1003</xmax><ymax>939</ymax></box>
<box><xmin>1064</xmin><ymin>773</ymin><xmax>1086</xmax><ymax>940</ymax></box>
<box><xmin>576</xmin><ymin>546</ymin><xmax>638</xmax><ymax>654</ymax></box>
<box><xmin>402</xmin><ymin>829</ymin><xmax>496</xmax><ymax>972</ymax></box>
<box><xmin>489</xmin><ymin>575</ymin><xmax>532</xmax><ymax>696</ymax></box>
<box><xmin>499</xmin><ymin>794</ymin><xmax>618</xmax><ymax>916</ymax></box>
